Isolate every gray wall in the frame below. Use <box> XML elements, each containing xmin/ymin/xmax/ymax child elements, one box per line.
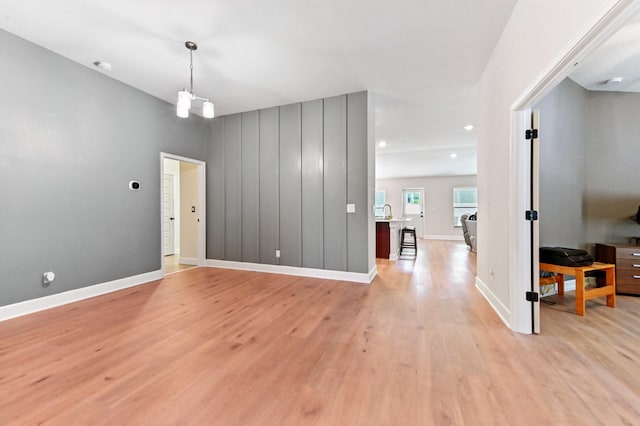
<box><xmin>585</xmin><ymin>90</ymin><xmax>640</xmax><ymax>244</ymax></box>
<box><xmin>536</xmin><ymin>78</ymin><xmax>588</xmax><ymax>249</ymax></box>
<box><xmin>0</xmin><ymin>29</ymin><xmax>210</xmax><ymax>306</ymax></box>
<box><xmin>537</xmin><ymin>78</ymin><xmax>640</xmax><ymax>251</ymax></box>
<box><xmin>206</xmin><ymin>92</ymin><xmax>374</xmax><ymax>274</ymax></box>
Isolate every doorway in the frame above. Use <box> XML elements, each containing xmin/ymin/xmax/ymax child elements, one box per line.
<box><xmin>402</xmin><ymin>188</ymin><xmax>424</xmax><ymax>238</ymax></box>
<box><xmin>160</xmin><ymin>153</ymin><xmax>206</xmax><ymax>275</ymax></box>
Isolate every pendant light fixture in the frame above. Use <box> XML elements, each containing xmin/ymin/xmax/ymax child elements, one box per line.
<box><xmin>177</xmin><ymin>41</ymin><xmax>215</xmax><ymax>119</ymax></box>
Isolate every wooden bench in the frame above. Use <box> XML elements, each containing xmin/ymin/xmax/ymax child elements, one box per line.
<box><xmin>539</xmin><ymin>262</ymin><xmax>616</xmax><ymax>316</ymax></box>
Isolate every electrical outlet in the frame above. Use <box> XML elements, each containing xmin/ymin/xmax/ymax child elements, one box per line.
<box><xmin>346</xmin><ymin>204</ymin><xmax>356</xmax><ymax>213</ymax></box>
<box><xmin>276</xmin><ymin>250</ymin><xmax>281</xmax><ymax>258</ymax></box>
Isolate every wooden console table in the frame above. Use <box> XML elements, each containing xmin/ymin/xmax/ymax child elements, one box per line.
<box><xmin>539</xmin><ymin>262</ymin><xmax>616</xmax><ymax>316</ymax></box>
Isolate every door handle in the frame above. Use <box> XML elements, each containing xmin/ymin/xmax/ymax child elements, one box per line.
<box><xmin>170</xmin><ymin>217</ymin><xmax>175</xmax><ymax>221</ymax></box>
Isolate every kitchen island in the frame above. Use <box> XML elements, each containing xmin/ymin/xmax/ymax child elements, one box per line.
<box><xmin>375</xmin><ymin>217</ymin><xmax>411</xmax><ymax>260</ymax></box>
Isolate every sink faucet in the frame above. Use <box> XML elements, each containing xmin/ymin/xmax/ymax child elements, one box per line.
<box><xmin>383</xmin><ymin>204</ymin><xmax>392</xmax><ymax>219</ymax></box>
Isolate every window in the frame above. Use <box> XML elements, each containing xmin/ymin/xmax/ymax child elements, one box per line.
<box><xmin>453</xmin><ymin>187</ymin><xmax>477</xmax><ymax>227</ymax></box>
<box><xmin>374</xmin><ymin>190</ymin><xmax>386</xmax><ymax>217</ymax></box>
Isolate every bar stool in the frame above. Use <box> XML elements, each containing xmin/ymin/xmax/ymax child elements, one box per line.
<box><xmin>400</xmin><ymin>226</ymin><xmax>417</xmax><ymax>255</ymax></box>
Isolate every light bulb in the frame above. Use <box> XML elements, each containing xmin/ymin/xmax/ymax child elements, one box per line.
<box><xmin>177</xmin><ymin>104</ymin><xmax>189</xmax><ymax>118</ymax></box>
<box><xmin>202</xmin><ymin>101</ymin><xmax>215</xmax><ymax>118</ymax></box>
<box><xmin>177</xmin><ymin>90</ymin><xmax>191</xmax><ymax>118</ymax></box>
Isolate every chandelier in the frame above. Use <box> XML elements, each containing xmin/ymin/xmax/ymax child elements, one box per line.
<box><xmin>176</xmin><ymin>41</ymin><xmax>214</xmax><ymax>119</ymax></box>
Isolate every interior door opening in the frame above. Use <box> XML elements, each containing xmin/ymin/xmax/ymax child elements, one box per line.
<box><xmin>160</xmin><ymin>153</ymin><xmax>206</xmax><ymax>275</ymax></box>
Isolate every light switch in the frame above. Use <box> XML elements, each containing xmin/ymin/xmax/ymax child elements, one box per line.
<box><xmin>346</xmin><ymin>204</ymin><xmax>356</xmax><ymax>213</ymax></box>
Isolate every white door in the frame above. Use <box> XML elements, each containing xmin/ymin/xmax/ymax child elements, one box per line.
<box><xmin>402</xmin><ymin>188</ymin><xmax>424</xmax><ymax>238</ymax></box>
<box><xmin>163</xmin><ymin>174</ymin><xmax>175</xmax><ymax>256</ymax></box>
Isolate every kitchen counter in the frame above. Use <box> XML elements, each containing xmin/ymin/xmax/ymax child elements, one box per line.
<box><xmin>375</xmin><ymin>217</ymin><xmax>412</xmax><ymax>260</ymax></box>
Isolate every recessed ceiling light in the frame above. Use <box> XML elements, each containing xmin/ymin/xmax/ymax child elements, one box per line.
<box><xmin>464</xmin><ymin>124</ymin><xmax>474</xmax><ymax>131</ymax></box>
<box><xmin>93</xmin><ymin>61</ymin><xmax>112</xmax><ymax>71</ymax></box>
<box><xmin>450</xmin><ymin>153</ymin><xmax>458</xmax><ymax>159</ymax></box>
<box><xmin>604</xmin><ymin>77</ymin><xmax>623</xmax><ymax>86</ymax></box>
<box><xmin>379</xmin><ymin>141</ymin><xmax>387</xmax><ymax>147</ymax></box>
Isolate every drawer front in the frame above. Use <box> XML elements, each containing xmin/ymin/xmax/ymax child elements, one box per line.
<box><xmin>616</xmin><ymin>258</ymin><xmax>640</xmax><ymax>271</ymax></box>
<box><xmin>616</xmin><ymin>247</ymin><xmax>640</xmax><ymax>259</ymax></box>
<box><xmin>616</xmin><ymin>269</ymin><xmax>640</xmax><ymax>294</ymax></box>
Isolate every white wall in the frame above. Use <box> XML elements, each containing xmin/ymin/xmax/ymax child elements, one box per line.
<box><xmin>180</xmin><ymin>162</ymin><xmax>199</xmax><ymax>260</ymax></box>
<box><xmin>476</xmin><ymin>0</ymin><xmax>637</xmax><ymax>333</ymax></box>
<box><xmin>376</xmin><ymin>175</ymin><xmax>476</xmax><ymax>239</ymax></box>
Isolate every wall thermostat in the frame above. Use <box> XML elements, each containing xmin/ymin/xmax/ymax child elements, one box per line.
<box><xmin>129</xmin><ymin>180</ymin><xmax>141</xmax><ymax>191</ymax></box>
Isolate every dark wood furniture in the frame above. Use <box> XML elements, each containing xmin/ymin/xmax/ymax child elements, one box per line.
<box><xmin>376</xmin><ymin>221</ymin><xmax>390</xmax><ymax>259</ymax></box>
<box><xmin>595</xmin><ymin>243</ymin><xmax>640</xmax><ymax>295</ymax></box>
<box><xmin>400</xmin><ymin>226</ymin><xmax>417</xmax><ymax>255</ymax></box>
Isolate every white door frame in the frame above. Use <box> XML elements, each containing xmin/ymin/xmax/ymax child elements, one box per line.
<box><xmin>160</xmin><ymin>152</ymin><xmax>206</xmax><ymax>274</ymax></box>
<box><xmin>507</xmin><ymin>1</ymin><xmax>640</xmax><ymax>334</ymax></box>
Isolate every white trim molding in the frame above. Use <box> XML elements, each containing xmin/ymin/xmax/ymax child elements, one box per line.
<box><xmin>368</xmin><ymin>265</ymin><xmax>378</xmax><ymax>282</ymax></box>
<box><xmin>0</xmin><ymin>270</ymin><xmax>163</xmax><ymax>322</ymax></box>
<box><xmin>475</xmin><ymin>276</ymin><xmax>511</xmax><ymax>329</ymax></box>
<box><xmin>179</xmin><ymin>257</ymin><xmax>200</xmax><ymax>266</ymax></box>
<box><xmin>206</xmin><ymin>259</ymin><xmax>374</xmax><ymax>284</ymax></box>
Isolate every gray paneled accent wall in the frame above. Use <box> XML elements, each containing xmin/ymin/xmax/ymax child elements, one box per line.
<box><xmin>301</xmin><ymin>99</ymin><xmax>325</xmax><ymax>269</ymax></box>
<box><xmin>279</xmin><ymin>104</ymin><xmax>303</xmax><ymax>267</ymax></box>
<box><xmin>224</xmin><ymin>114</ymin><xmax>242</xmax><ymax>261</ymax></box>
<box><xmin>323</xmin><ymin>95</ymin><xmax>348</xmax><ymax>271</ymax></box>
<box><xmin>208</xmin><ymin>118</ymin><xmax>226</xmax><ymax>259</ymax></box>
<box><xmin>0</xmin><ymin>29</ymin><xmax>209</xmax><ymax>306</ymax></box>
<box><xmin>347</xmin><ymin>92</ymin><xmax>369</xmax><ymax>273</ymax></box>
<box><xmin>259</xmin><ymin>107</ymin><xmax>280</xmax><ymax>265</ymax></box>
<box><xmin>207</xmin><ymin>92</ymin><xmax>373</xmax><ymax>274</ymax></box>
<box><xmin>241</xmin><ymin>111</ymin><xmax>260</xmax><ymax>263</ymax></box>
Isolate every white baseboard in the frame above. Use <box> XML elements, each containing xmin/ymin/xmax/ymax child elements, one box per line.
<box><xmin>369</xmin><ymin>265</ymin><xmax>378</xmax><ymax>282</ymax></box>
<box><xmin>0</xmin><ymin>270</ymin><xmax>163</xmax><ymax>322</ymax></box>
<box><xmin>424</xmin><ymin>235</ymin><xmax>464</xmax><ymax>241</ymax></box>
<box><xmin>205</xmin><ymin>259</ymin><xmax>374</xmax><ymax>284</ymax></box>
<box><xmin>179</xmin><ymin>257</ymin><xmax>200</xmax><ymax>266</ymax></box>
<box><xmin>475</xmin><ymin>276</ymin><xmax>511</xmax><ymax>328</ymax></box>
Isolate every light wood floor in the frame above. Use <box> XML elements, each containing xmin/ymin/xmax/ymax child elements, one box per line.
<box><xmin>1</xmin><ymin>240</ymin><xmax>640</xmax><ymax>425</ymax></box>
<box><xmin>164</xmin><ymin>254</ymin><xmax>196</xmax><ymax>274</ymax></box>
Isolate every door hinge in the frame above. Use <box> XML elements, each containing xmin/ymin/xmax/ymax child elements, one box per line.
<box><xmin>526</xmin><ymin>291</ymin><xmax>539</xmax><ymax>302</ymax></box>
<box><xmin>525</xmin><ymin>210</ymin><xmax>538</xmax><ymax>221</ymax></box>
<box><xmin>525</xmin><ymin>129</ymin><xmax>538</xmax><ymax>140</ymax></box>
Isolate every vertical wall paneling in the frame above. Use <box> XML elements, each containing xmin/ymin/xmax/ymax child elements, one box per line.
<box><xmin>207</xmin><ymin>117</ymin><xmax>226</xmax><ymax>259</ymax></box>
<box><xmin>241</xmin><ymin>111</ymin><xmax>260</xmax><ymax>263</ymax></box>
<box><xmin>224</xmin><ymin>114</ymin><xmax>242</xmax><ymax>261</ymax></box>
<box><xmin>323</xmin><ymin>95</ymin><xmax>348</xmax><ymax>271</ymax></box>
<box><xmin>347</xmin><ymin>92</ymin><xmax>369</xmax><ymax>273</ymax></box>
<box><xmin>279</xmin><ymin>103</ymin><xmax>303</xmax><ymax>267</ymax></box>
<box><xmin>259</xmin><ymin>107</ymin><xmax>280</xmax><ymax>264</ymax></box>
<box><xmin>301</xmin><ymin>99</ymin><xmax>324</xmax><ymax>269</ymax></box>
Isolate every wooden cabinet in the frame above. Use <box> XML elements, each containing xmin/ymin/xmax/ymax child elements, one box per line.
<box><xmin>376</xmin><ymin>222</ymin><xmax>390</xmax><ymax>259</ymax></box>
<box><xmin>595</xmin><ymin>243</ymin><xmax>640</xmax><ymax>295</ymax></box>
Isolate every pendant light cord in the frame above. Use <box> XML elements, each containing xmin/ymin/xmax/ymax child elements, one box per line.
<box><xmin>189</xmin><ymin>48</ymin><xmax>194</xmax><ymax>95</ymax></box>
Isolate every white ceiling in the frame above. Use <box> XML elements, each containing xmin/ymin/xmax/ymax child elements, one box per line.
<box><xmin>0</xmin><ymin>0</ymin><xmax>518</xmax><ymax>179</ymax></box>
<box><xmin>571</xmin><ymin>11</ymin><xmax>640</xmax><ymax>92</ymax></box>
